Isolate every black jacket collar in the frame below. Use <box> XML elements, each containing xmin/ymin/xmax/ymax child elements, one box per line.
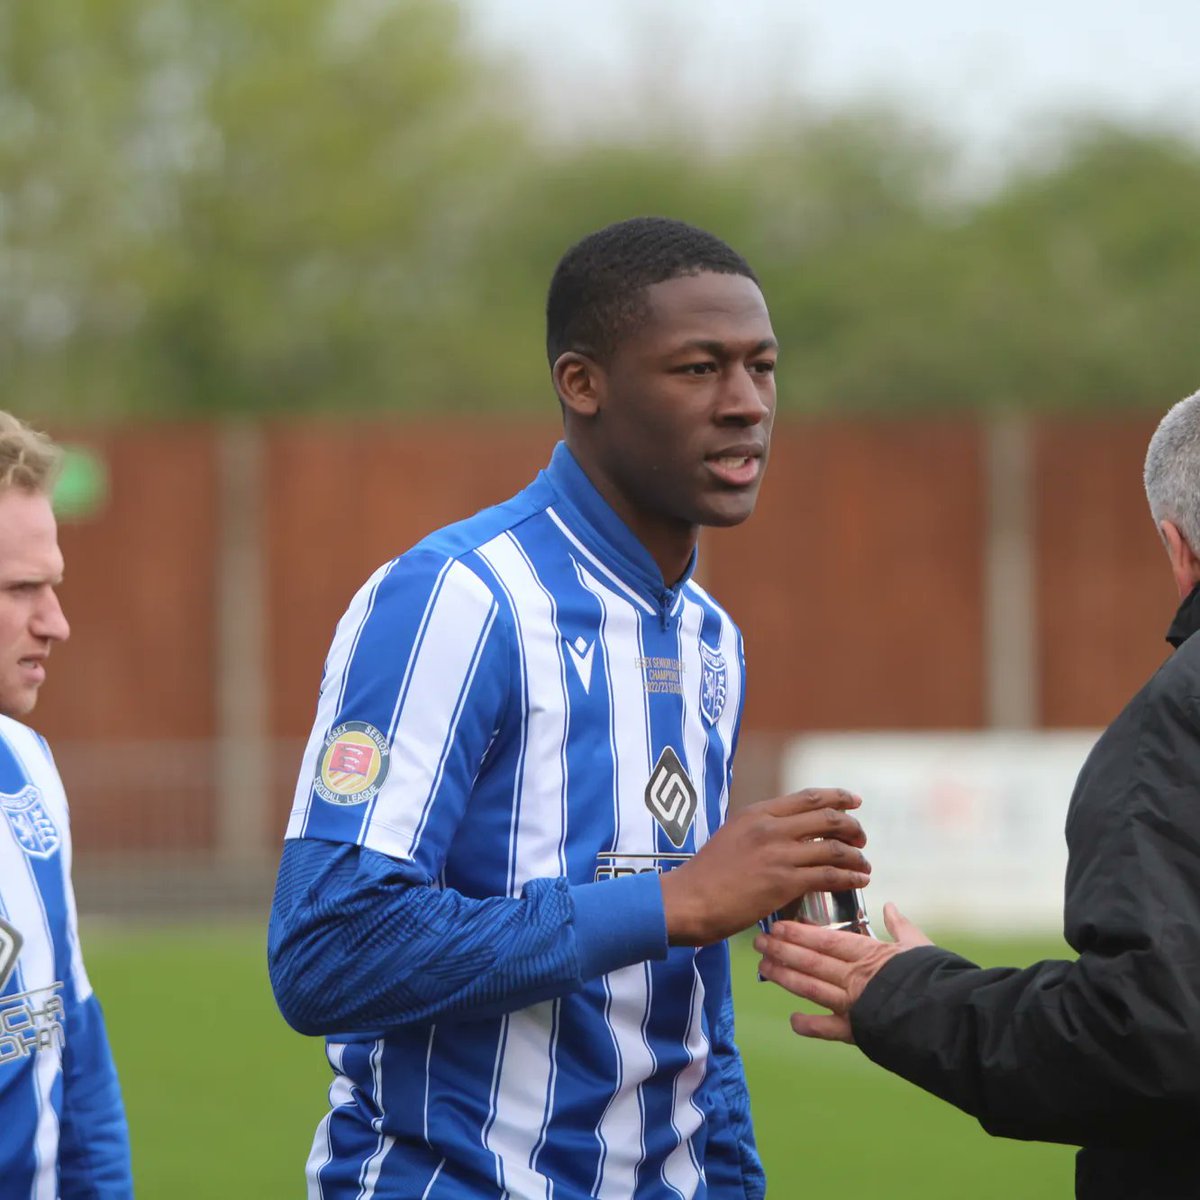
<box><xmin>1166</xmin><ymin>583</ymin><xmax>1200</xmax><ymax>648</ymax></box>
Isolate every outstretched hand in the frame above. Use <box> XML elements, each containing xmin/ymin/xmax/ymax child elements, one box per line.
<box><xmin>754</xmin><ymin>902</ymin><xmax>932</xmax><ymax>1043</ymax></box>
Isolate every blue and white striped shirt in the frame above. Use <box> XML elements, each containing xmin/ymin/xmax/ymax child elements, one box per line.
<box><xmin>0</xmin><ymin>716</ymin><xmax>131</xmax><ymax>1199</ymax></box>
<box><xmin>274</xmin><ymin>442</ymin><xmax>762</xmax><ymax>1199</ymax></box>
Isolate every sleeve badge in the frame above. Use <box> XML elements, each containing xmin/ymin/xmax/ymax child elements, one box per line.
<box><xmin>314</xmin><ymin>721</ymin><xmax>391</xmax><ymax>806</ymax></box>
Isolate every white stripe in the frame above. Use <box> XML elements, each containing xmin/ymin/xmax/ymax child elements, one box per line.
<box><xmin>476</xmin><ymin>532</ymin><xmax>569</xmax><ymax>887</ymax></box>
<box><xmin>676</xmin><ymin>598</ymin><xmax>712</xmax><ymax>848</ymax></box>
<box><xmin>362</xmin><ymin>559</ymin><xmax>497</xmax><ymax>859</ymax></box>
<box><xmin>592</xmin><ymin>968</ymin><xmax>655</xmax><ymax>1198</ymax></box>
<box><xmin>0</xmin><ymin>722</ymin><xmax>65</xmax><ymax>1200</ymax></box>
<box><xmin>482</xmin><ymin>1015</ymin><xmax>510</xmax><ymax>1191</ymax></box>
<box><xmin>288</xmin><ymin>561</ymin><xmax>396</xmax><ymax>838</ymax></box>
<box><xmin>482</xmin><ymin>1004</ymin><xmax>557</xmax><ymax>1200</ymax></box>
<box><xmin>365</xmin><ymin>556</ymin><xmax>457</xmax><ymax>846</ymax></box>
<box><xmin>422</xmin><ymin>1026</ymin><xmax>436</xmax><ymax>1145</ymax></box>
<box><xmin>475</xmin><ymin>551</ymin><xmax>529</xmax><ymax>904</ymax></box>
<box><xmin>573</xmin><ymin>565</ymin><xmax>655</xmax><ymax>853</ymax></box>
<box><xmin>474</xmin><ymin>532</ymin><xmax>568</xmax><ymax>1192</ymax></box>
<box><xmin>571</xmin><ymin>560</ymin><xmax>623</xmax><ymax>851</ymax></box>
<box><xmin>658</xmin><ymin>971</ymin><xmax>708</xmax><ymax>1199</ymax></box>
<box><xmin>419</xmin><ymin>1159</ymin><xmax>446</xmax><ymax>1200</ymax></box>
<box><xmin>356</xmin><ymin>1040</ymin><xmax>392</xmax><ymax>1200</ymax></box>
<box><xmin>306</xmin><ymin>1043</ymin><xmax>351</xmax><ymax>1200</ymax></box>
<box><xmin>567</xmin><ymin>564</ymin><xmax>658</xmax><ymax>1196</ymax></box>
<box><xmin>546</xmin><ymin>508</ymin><xmax>655</xmax><ymax>615</ymax></box>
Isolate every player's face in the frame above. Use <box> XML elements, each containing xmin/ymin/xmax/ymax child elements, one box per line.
<box><xmin>577</xmin><ymin>271</ymin><xmax>777</xmax><ymax>579</ymax></box>
<box><xmin>0</xmin><ymin>488</ymin><xmax>69</xmax><ymax>719</ymax></box>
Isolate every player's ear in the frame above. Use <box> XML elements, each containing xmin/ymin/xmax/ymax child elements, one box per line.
<box><xmin>553</xmin><ymin>352</ymin><xmax>605</xmax><ymax>419</ymax></box>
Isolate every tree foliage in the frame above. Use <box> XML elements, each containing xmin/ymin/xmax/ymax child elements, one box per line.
<box><xmin>3</xmin><ymin>0</ymin><xmax>1199</xmax><ymax>420</ymax></box>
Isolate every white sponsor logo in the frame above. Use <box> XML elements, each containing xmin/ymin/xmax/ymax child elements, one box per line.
<box><xmin>0</xmin><ymin>983</ymin><xmax>65</xmax><ymax>1066</ymax></box>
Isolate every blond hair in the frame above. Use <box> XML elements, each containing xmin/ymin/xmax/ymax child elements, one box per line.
<box><xmin>0</xmin><ymin>412</ymin><xmax>62</xmax><ymax>494</ymax></box>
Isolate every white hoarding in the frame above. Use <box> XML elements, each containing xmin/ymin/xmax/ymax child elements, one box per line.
<box><xmin>780</xmin><ymin>731</ymin><xmax>1102</xmax><ymax>932</ymax></box>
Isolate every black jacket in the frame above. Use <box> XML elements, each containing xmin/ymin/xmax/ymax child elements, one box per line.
<box><xmin>851</xmin><ymin>585</ymin><xmax>1200</xmax><ymax>1199</ymax></box>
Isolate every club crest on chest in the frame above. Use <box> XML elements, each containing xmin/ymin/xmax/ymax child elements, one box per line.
<box><xmin>699</xmin><ymin>643</ymin><xmax>727</xmax><ymax>726</ymax></box>
<box><xmin>1</xmin><ymin>787</ymin><xmax>60</xmax><ymax>860</ymax></box>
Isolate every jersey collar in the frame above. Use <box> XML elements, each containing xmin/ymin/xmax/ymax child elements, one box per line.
<box><xmin>541</xmin><ymin>441</ymin><xmax>697</xmax><ymax>612</ymax></box>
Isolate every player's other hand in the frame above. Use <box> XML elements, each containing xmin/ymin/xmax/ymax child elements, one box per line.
<box><xmin>754</xmin><ymin>902</ymin><xmax>931</xmax><ymax>1043</ymax></box>
<box><xmin>660</xmin><ymin>787</ymin><xmax>869</xmax><ymax>947</ymax></box>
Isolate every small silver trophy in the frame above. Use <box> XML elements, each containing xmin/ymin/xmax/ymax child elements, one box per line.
<box><xmin>795</xmin><ymin>887</ymin><xmax>874</xmax><ymax>937</ymax></box>
<box><xmin>765</xmin><ymin>877</ymin><xmax>875</xmax><ymax>937</ymax></box>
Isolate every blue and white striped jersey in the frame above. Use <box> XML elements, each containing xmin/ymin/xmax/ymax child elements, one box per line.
<box><xmin>0</xmin><ymin>716</ymin><xmax>132</xmax><ymax>1200</ymax></box>
<box><xmin>282</xmin><ymin>442</ymin><xmax>761</xmax><ymax>1199</ymax></box>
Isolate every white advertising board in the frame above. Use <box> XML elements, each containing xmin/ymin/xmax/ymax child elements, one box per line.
<box><xmin>780</xmin><ymin>730</ymin><xmax>1103</xmax><ymax>932</ymax></box>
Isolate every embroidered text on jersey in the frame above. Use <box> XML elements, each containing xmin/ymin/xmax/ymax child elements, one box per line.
<box><xmin>636</xmin><ymin>655</ymin><xmax>684</xmax><ymax>695</ymax></box>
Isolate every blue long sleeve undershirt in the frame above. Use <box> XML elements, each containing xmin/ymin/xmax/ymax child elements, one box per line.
<box><xmin>268</xmin><ymin>837</ymin><xmax>669</xmax><ymax>1037</ymax></box>
<box><xmin>57</xmin><ymin>994</ymin><xmax>133</xmax><ymax>1199</ymax></box>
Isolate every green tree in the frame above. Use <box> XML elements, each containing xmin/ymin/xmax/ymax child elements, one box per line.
<box><xmin>4</xmin><ymin>0</ymin><xmax>1199</xmax><ymax>420</ymax></box>
<box><xmin>2</xmin><ymin>0</ymin><xmax>533</xmax><ymax>419</ymax></box>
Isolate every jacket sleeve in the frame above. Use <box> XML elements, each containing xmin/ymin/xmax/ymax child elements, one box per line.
<box><xmin>700</xmin><ymin>982</ymin><xmax>765</xmax><ymax>1199</ymax></box>
<box><xmin>850</xmin><ymin>676</ymin><xmax>1200</xmax><ymax>1148</ymax></box>
<box><xmin>57</xmin><ymin>992</ymin><xmax>133</xmax><ymax>1199</ymax></box>
<box><xmin>268</xmin><ymin>837</ymin><xmax>668</xmax><ymax>1035</ymax></box>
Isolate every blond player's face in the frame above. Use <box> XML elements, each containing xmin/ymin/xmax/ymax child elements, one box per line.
<box><xmin>0</xmin><ymin>488</ymin><xmax>69</xmax><ymax>719</ymax></box>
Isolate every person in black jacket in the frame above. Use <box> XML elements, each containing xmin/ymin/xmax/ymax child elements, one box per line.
<box><xmin>755</xmin><ymin>390</ymin><xmax>1200</xmax><ymax>1200</ymax></box>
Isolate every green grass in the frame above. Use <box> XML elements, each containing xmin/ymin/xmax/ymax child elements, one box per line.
<box><xmin>84</xmin><ymin>922</ymin><xmax>1075</xmax><ymax>1197</ymax></box>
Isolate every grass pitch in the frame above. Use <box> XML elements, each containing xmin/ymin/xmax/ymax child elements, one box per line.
<box><xmin>84</xmin><ymin>922</ymin><xmax>1074</xmax><ymax>1197</ymax></box>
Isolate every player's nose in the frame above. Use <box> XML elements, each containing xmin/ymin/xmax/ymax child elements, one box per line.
<box><xmin>718</xmin><ymin>366</ymin><xmax>772</xmax><ymax>425</ymax></box>
<box><xmin>32</xmin><ymin>589</ymin><xmax>70</xmax><ymax>644</ymax></box>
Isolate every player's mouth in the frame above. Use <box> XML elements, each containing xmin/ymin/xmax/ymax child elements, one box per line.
<box><xmin>705</xmin><ymin>449</ymin><xmax>763</xmax><ymax>488</ymax></box>
<box><xmin>17</xmin><ymin>656</ymin><xmax>46</xmax><ymax>685</ymax></box>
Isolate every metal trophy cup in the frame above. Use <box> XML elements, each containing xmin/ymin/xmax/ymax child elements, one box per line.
<box><xmin>796</xmin><ymin>887</ymin><xmax>875</xmax><ymax>937</ymax></box>
<box><xmin>765</xmin><ymin>886</ymin><xmax>875</xmax><ymax>936</ymax></box>
<box><xmin>761</xmin><ymin>836</ymin><xmax>876</xmax><ymax>937</ymax></box>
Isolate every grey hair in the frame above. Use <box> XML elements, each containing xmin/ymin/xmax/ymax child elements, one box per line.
<box><xmin>1144</xmin><ymin>390</ymin><xmax>1200</xmax><ymax>550</ymax></box>
<box><xmin>0</xmin><ymin>411</ymin><xmax>62</xmax><ymax>494</ymax></box>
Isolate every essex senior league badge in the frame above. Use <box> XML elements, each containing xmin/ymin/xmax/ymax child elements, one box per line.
<box><xmin>699</xmin><ymin>643</ymin><xmax>728</xmax><ymax>726</ymax></box>
<box><xmin>314</xmin><ymin>722</ymin><xmax>390</xmax><ymax>806</ymax></box>
<box><xmin>1</xmin><ymin>787</ymin><xmax>60</xmax><ymax>859</ymax></box>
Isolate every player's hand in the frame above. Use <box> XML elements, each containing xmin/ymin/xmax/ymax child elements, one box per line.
<box><xmin>659</xmin><ymin>787</ymin><xmax>869</xmax><ymax>946</ymax></box>
<box><xmin>754</xmin><ymin>902</ymin><xmax>931</xmax><ymax>1043</ymax></box>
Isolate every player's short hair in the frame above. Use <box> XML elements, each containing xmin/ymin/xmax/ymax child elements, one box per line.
<box><xmin>545</xmin><ymin>216</ymin><xmax>758</xmax><ymax>367</ymax></box>
<box><xmin>1145</xmin><ymin>389</ymin><xmax>1200</xmax><ymax>551</ymax></box>
<box><xmin>0</xmin><ymin>411</ymin><xmax>62</xmax><ymax>495</ymax></box>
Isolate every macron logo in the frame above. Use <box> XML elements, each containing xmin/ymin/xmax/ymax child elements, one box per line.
<box><xmin>565</xmin><ymin>636</ymin><xmax>595</xmax><ymax>693</ymax></box>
